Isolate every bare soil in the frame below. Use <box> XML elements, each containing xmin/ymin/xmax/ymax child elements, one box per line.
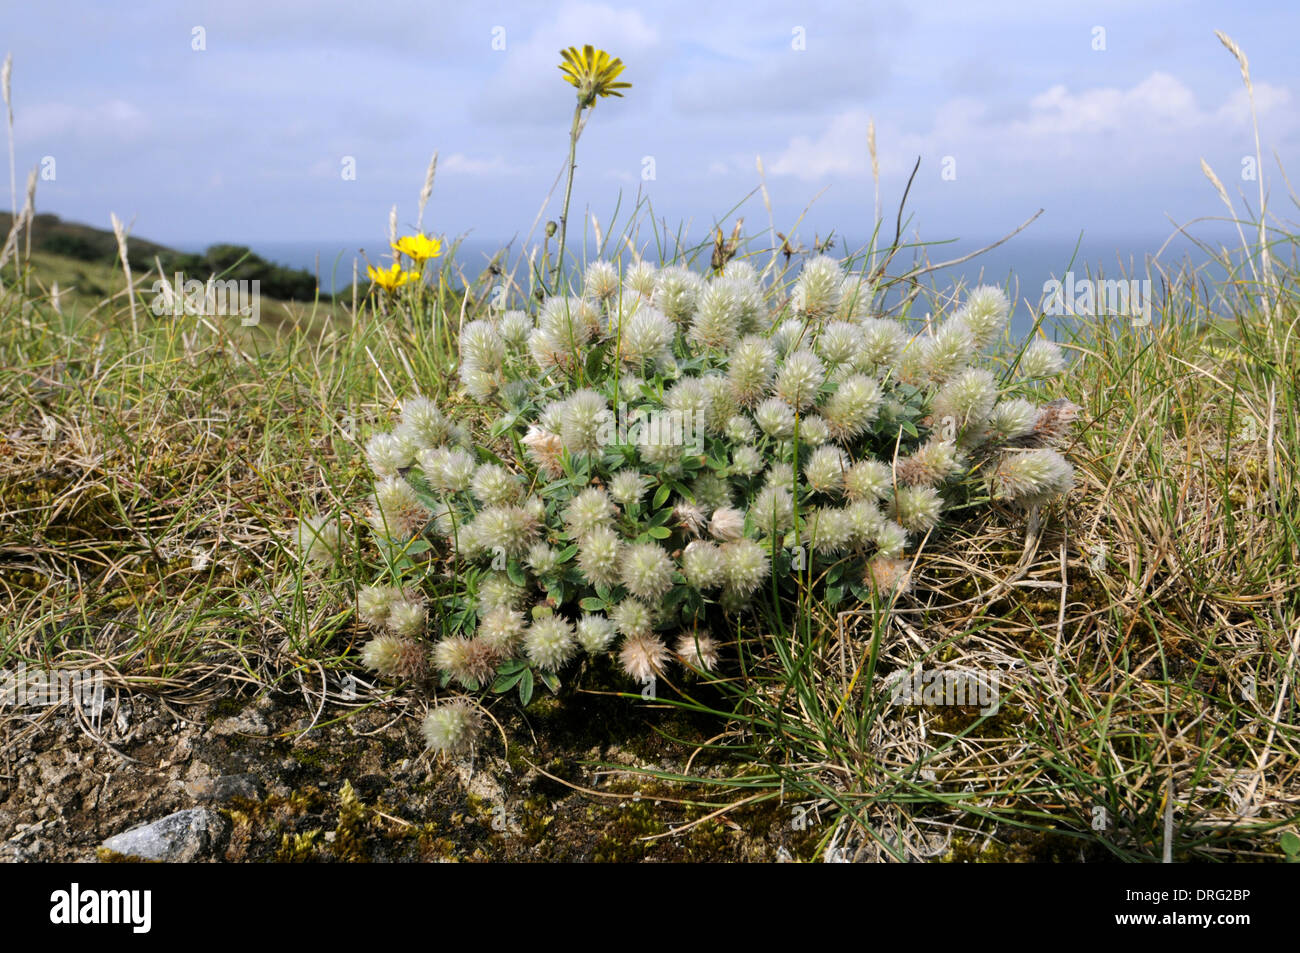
<box><xmin>0</xmin><ymin>687</ymin><xmax>817</xmax><ymax>863</ymax></box>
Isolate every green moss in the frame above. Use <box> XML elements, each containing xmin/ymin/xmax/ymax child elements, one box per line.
<box><xmin>94</xmin><ymin>847</ymin><xmax>161</xmax><ymax>863</ymax></box>
<box><xmin>683</xmin><ymin>818</ymin><xmax>731</xmax><ymax>860</ymax></box>
<box><xmin>943</xmin><ymin>828</ymin><xmax>1098</xmax><ymax>863</ymax></box>
<box><xmin>330</xmin><ymin>780</ymin><xmax>370</xmax><ymax>862</ymax></box>
<box><xmin>731</xmin><ymin>793</ymin><xmax>824</xmax><ymax>861</ymax></box>
<box><xmin>275</xmin><ymin>828</ymin><xmax>323</xmax><ymax>862</ymax></box>
<box><xmin>504</xmin><ymin>745</ymin><xmax>531</xmax><ymax>776</ymax></box>
<box><xmin>930</xmin><ymin>702</ymin><xmax>1026</xmax><ymax>738</ymax></box>
<box><xmin>592</xmin><ymin>800</ymin><xmax>664</xmax><ymax>862</ymax></box>
<box><xmin>416</xmin><ymin>826</ymin><xmax>461</xmax><ymax>861</ymax></box>
<box><xmin>209</xmin><ymin>697</ymin><xmax>247</xmax><ymax>718</ymax></box>
<box><xmin>288</xmin><ymin>744</ymin><xmax>342</xmax><ymax>771</ymax></box>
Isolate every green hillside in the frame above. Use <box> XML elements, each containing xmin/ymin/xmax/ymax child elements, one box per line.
<box><xmin>1</xmin><ymin>212</ymin><xmax>333</xmax><ymax>305</ymax></box>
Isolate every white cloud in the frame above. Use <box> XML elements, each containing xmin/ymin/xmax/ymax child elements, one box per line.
<box><xmin>1214</xmin><ymin>82</ymin><xmax>1293</xmax><ymax>127</ymax></box>
<box><xmin>20</xmin><ymin>99</ymin><xmax>150</xmax><ymax>143</ymax></box>
<box><xmin>769</xmin><ymin>108</ymin><xmax>873</xmax><ymax>179</ymax></box>
<box><xmin>1017</xmin><ymin>73</ymin><xmax>1200</xmax><ymax>137</ymax></box>
<box><xmin>670</xmin><ymin>16</ymin><xmax>889</xmax><ymax>116</ymax></box>
<box><xmin>769</xmin><ymin>72</ymin><xmax>1296</xmax><ymax>182</ymax></box>
<box><xmin>442</xmin><ymin>153</ymin><xmax>521</xmax><ymax>176</ymax></box>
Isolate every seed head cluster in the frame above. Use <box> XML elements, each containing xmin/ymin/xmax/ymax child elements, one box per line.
<box><xmin>346</xmin><ymin>258</ymin><xmax>1077</xmax><ymax>712</ymax></box>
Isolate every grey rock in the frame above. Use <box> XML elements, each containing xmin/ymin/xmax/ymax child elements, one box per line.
<box><xmin>0</xmin><ymin>836</ymin><xmax>46</xmax><ymax>862</ymax></box>
<box><xmin>139</xmin><ymin>715</ymin><xmax>169</xmax><ymax>737</ymax></box>
<box><xmin>36</xmin><ymin>749</ymin><xmax>79</xmax><ymax>788</ymax></box>
<box><xmin>172</xmin><ymin>733</ymin><xmax>195</xmax><ymax>761</ymax></box>
<box><xmin>212</xmin><ymin>708</ymin><xmax>269</xmax><ymax>737</ymax></box>
<box><xmin>184</xmin><ymin>773</ymin><xmax>261</xmax><ymax>804</ymax></box>
<box><xmin>101</xmin><ymin>808</ymin><xmax>229</xmax><ymax>862</ymax></box>
<box><xmin>114</xmin><ymin>703</ymin><xmax>131</xmax><ymax>736</ymax></box>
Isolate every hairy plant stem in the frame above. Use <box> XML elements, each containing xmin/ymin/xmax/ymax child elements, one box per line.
<box><xmin>555</xmin><ymin>100</ymin><xmax>586</xmax><ymax>292</ymax></box>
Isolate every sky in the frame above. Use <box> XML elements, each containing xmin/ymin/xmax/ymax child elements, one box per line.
<box><xmin>3</xmin><ymin>0</ymin><xmax>1297</xmax><ymax>262</ymax></box>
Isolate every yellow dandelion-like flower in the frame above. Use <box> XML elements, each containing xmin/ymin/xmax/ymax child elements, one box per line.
<box><xmin>366</xmin><ymin>262</ymin><xmax>420</xmax><ymax>293</ymax></box>
<box><xmin>392</xmin><ymin>233</ymin><xmax>442</xmax><ymax>263</ymax></box>
<box><xmin>558</xmin><ymin>45</ymin><xmax>631</xmax><ymax>105</ymax></box>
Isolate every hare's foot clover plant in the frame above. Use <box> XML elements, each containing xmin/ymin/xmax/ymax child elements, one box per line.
<box><xmin>313</xmin><ymin>254</ymin><xmax>1079</xmax><ymax>754</ymax></box>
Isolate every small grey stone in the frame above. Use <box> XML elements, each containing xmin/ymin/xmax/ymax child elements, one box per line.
<box><xmin>139</xmin><ymin>715</ymin><xmax>169</xmax><ymax>736</ymax></box>
<box><xmin>211</xmin><ymin>708</ymin><xmax>269</xmax><ymax>737</ymax></box>
<box><xmin>184</xmin><ymin>774</ymin><xmax>262</xmax><ymax>804</ymax></box>
<box><xmin>101</xmin><ymin>808</ymin><xmax>229</xmax><ymax>862</ymax></box>
<box><xmin>1</xmin><ymin>837</ymin><xmax>45</xmax><ymax>862</ymax></box>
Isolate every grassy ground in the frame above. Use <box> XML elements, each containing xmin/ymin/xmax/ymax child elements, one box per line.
<box><xmin>655</xmin><ymin>250</ymin><xmax>1300</xmax><ymax>862</ymax></box>
<box><xmin>2</xmin><ymin>219</ymin><xmax>1296</xmax><ymax>861</ymax></box>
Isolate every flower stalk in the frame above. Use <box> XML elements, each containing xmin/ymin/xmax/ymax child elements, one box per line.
<box><xmin>555</xmin><ymin>100</ymin><xmax>585</xmax><ymax>292</ymax></box>
<box><xmin>552</xmin><ymin>45</ymin><xmax>630</xmax><ymax>290</ymax></box>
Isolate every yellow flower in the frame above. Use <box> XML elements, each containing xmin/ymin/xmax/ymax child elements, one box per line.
<box><xmin>392</xmin><ymin>233</ymin><xmax>442</xmax><ymax>262</ymax></box>
<box><xmin>366</xmin><ymin>262</ymin><xmax>419</xmax><ymax>293</ymax></box>
<box><xmin>558</xmin><ymin>45</ymin><xmax>630</xmax><ymax>105</ymax></box>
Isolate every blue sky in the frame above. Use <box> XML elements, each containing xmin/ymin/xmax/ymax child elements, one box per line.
<box><xmin>4</xmin><ymin>0</ymin><xmax>1297</xmax><ymax>258</ymax></box>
